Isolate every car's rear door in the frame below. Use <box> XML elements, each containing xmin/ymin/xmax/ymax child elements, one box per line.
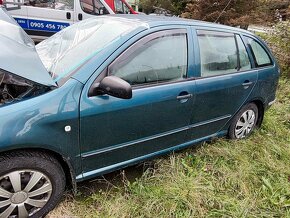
<box><xmin>79</xmin><ymin>27</ymin><xmax>196</xmax><ymax>177</ymax></box>
<box><xmin>187</xmin><ymin>28</ymin><xmax>258</xmax><ymax>140</ymax></box>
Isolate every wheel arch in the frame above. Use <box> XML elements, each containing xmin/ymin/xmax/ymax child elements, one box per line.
<box><xmin>249</xmin><ymin>99</ymin><xmax>265</xmax><ymax>128</ymax></box>
<box><xmin>0</xmin><ymin>148</ymin><xmax>76</xmax><ymax>193</ymax></box>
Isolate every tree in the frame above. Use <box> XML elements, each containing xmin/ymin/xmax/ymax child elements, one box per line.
<box><xmin>139</xmin><ymin>0</ymin><xmax>187</xmax><ymax>15</ymax></box>
<box><xmin>263</xmin><ymin>21</ymin><xmax>290</xmax><ymax>77</ymax></box>
<box><xmin>257</xmin><ymin>0</ymin><xmax>290</xmax><ymax>23</ymax></box>
<box><xmin>139</xmin><ymin>0</ymin><xmax>289</xmax><ymax>26</ymax></box>
<box><xmin>181</xmin><ymin>0</ymin><xmax>258</xmax><ymax>28</ymax></box>
<box><xmin>139</xmin><ymin>0</ymin><xmax>156</xmax><ymax>14</ymax></box>
<box><xmin>170</xmin><ymin>0</ymin><xmax>188</xmax><ymax>15</ymax></box>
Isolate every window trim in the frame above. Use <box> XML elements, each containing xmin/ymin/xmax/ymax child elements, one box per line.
<box><xmin>234</xmin><ymin>34</ymin><xmax>241</xmax><ymax>71</ymax></box>
<box><xmin>107</xmin><ymin>29</ymin><xmax>189</xmax><ymax>89</ymax></box>
<box><xmin>235</xmin><ymin>34</ymin><xmax>253</xmax><ymax>70</ymax></box>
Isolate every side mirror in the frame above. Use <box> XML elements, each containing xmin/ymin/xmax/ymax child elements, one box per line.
<box><xmin>90</xmin><ymin>76</ymin><xmax>132</xmax><ymax>99</ymax></box>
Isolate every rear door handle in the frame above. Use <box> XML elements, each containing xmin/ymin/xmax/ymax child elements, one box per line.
<box><xmin>242</xmin><ymin>80</ymin><xmax>253</xmax><ymax>89</ymax></box>
<box><xmin>242</xmin><ymin>81</ymin><xmax>253</xmax><ymax>86</ymax></box>
<box><xmin>177</xmin><ymin>94</ymin><xmax>193</xmax><ymax>100</ymax></box>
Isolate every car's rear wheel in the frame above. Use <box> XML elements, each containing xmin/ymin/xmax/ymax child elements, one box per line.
<box><xmin>0</xmin><ymin>151</ymin><xmax>65</xmax><ymax>218</ymax></box>
<box><xmin>229</xmin><ymin>103</ymin><xmax>259</xmax><ymax>139</ymax></box>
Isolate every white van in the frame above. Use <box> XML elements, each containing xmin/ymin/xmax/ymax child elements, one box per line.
<box><xmin>3</xmin><ymin>0</ymin><xmax>115</xmax><ymax>41</ymax></box>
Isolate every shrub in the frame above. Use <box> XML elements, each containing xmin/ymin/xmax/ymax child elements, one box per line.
<box><xmin>261</xmin><ymin>21</ymin><xmax>290</xmax><ymax>78</ymax></box>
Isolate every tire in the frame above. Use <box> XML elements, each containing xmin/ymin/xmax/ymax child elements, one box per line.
<box><xmin>0</xmin><ymin>151</ymin><xmax>66</xmax><ymax>218</ymax></box>
<box><xmin>228</xmin><ymin>103</ymin><xmax>259</xmax><ymax>139</ymax></box>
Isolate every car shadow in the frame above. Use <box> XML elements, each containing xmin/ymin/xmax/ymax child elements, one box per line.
<box><xmin>74</xmin><ymin>161</ymin><xmax>156</xmax><ymax>197</ymax></box>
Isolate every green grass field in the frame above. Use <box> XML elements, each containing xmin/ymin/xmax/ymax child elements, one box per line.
<box><xmin>48</xmin><ymin>76</ymin><xmax>290</xmax><ymax>217</ymax></box>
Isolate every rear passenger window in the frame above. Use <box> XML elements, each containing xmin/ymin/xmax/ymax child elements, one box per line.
<box><xmin>197</xmin><ymin>30</ymin><xmax>238</xmax><ymax>77</ymax></box>
<box><xmin>246</xmin><ymin>37</ymin><xmax>272</xmax><ymax>67</ymax></box>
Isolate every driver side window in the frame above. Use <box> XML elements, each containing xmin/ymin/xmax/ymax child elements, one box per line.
<box><xmin>109</xmin><ymin>30</ymin><xmax>188</xmax><ymax>86</ymax></box>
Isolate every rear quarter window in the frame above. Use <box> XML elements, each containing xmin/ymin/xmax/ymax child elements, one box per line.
<box><xmin>245</xmin><ymin>37</ymin><xmax>273</xmax><ymax>68</ymax></box>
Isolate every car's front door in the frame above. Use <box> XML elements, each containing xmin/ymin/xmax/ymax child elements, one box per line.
<box><xmin>79</xmin><ymin>28</ymin><xmax>196</xmax><ymax>176</ymax></box>
<box><xmin>187</xmin><ymin>29</ymin><xmax>258</xmax><ymax>140</ymax></box>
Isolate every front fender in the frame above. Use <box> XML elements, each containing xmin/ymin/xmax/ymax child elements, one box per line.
<box><xmin>0</xmin><ymin>78</ymin><xmax>83</xmax><ymax>178</ymax></box>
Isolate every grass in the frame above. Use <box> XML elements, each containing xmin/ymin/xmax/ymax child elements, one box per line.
<box><xmin>47</xmin><ymin>76</ymin><xmax>290</xmax><ymax>218</ymax></box>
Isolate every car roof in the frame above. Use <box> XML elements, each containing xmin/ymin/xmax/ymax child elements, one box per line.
<box><xmin>107</xmin><ymin>14</ymin><xmax>255</xmax><ymax>36</ymax></box>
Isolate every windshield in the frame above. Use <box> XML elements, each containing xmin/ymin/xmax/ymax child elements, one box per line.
<box><xmin>36</xmin><ymin>17</ymin><xmax>144</xmax><ymax>85</ymax></box>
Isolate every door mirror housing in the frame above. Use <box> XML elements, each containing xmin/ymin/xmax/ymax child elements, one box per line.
<box><xmin>90</xmin><ymin>76</ymin><xmax>132</xmax><ymax>99</ymax></box>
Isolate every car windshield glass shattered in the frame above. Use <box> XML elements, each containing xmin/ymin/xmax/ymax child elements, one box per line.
<box><xmin>36</xmin><ymin>17</ymin><xmax>144</xmax><ymax>85</ymax></box>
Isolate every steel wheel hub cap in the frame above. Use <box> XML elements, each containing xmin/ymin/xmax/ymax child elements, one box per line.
<box><xmin>235</xmin><ymin>109</ymin><xmax>256</xmax><ymax>139</ymax></box>
<box><xmin>0</xmin><ymin>170</ymin><xmax>52</xmax><ymax>218</ymax></box>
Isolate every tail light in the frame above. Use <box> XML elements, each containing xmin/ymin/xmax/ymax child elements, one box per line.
<box><xmin>0</xmin><ymin>0</ymin><xmax>3</xmax><ymax>5</ymax></box>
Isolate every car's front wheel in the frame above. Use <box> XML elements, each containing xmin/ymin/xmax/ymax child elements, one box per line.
<box><xmin>229</xmin><ymin>103</ymin><xmax>259</xmax><ymax>139</ymax></box>
<box><xmin>0</xmin><ymin>151</ymin><xmax>66</xmax><ymax>218</ymax></box>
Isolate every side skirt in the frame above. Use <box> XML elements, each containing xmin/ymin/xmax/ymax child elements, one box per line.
<box><xmin>76</xmin><ymin>130</ymin><xmax>228</xmax><ymax>181</ymax></box>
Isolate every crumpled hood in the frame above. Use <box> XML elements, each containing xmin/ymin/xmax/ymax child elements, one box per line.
<box><xmin>0</xmin><ymin>7</ymin><xmax>56</xmax><ymax>87</ymax></box>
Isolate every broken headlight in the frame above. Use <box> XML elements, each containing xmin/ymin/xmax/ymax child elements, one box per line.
<box><xmin>0</xmin><ymin>70</ymin><xmax>49</xmax><ymax>105</ymax></box>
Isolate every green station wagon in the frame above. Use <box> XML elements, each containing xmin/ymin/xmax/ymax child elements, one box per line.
<box><xmin>0</xmin><ymin>9</ymin><xmax>279</xmax><ymax>217</ymax></box>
